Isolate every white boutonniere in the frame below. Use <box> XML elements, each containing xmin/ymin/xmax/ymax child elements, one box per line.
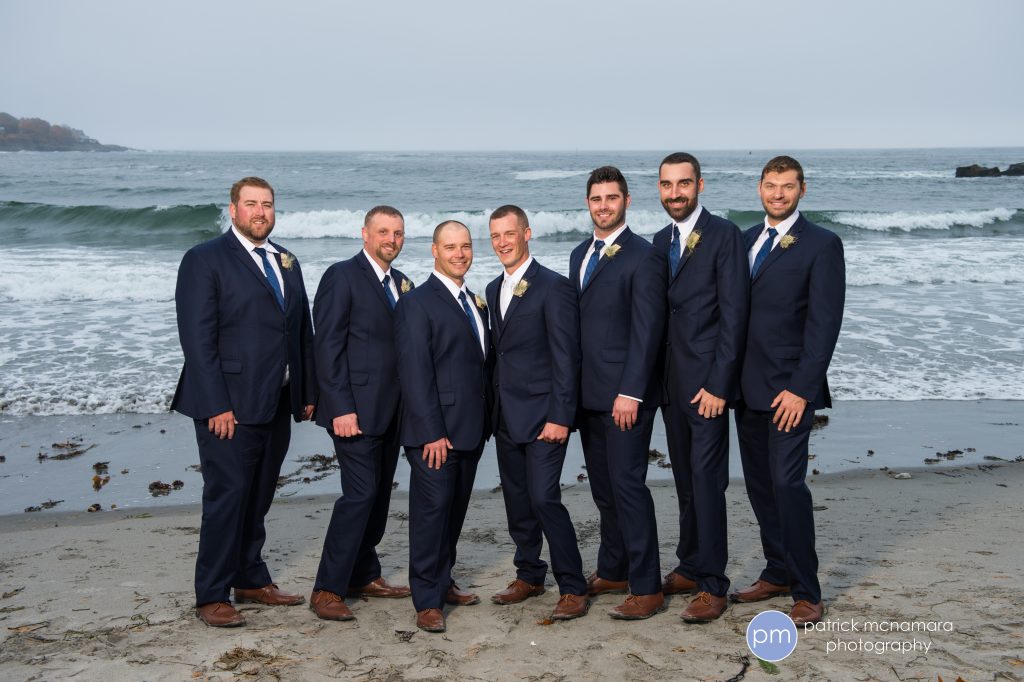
<box><xmin>685</xmin><ymin>231</ymin><xmax>701</xmax><ymax>254</ymax></box>
<box><xmin>400</xmin><ymin>278</ymin><xmax>413</xmax><ymax>294</ymax></box>
<box><xmin>279</xmin><ymin>252</ymin><xmax>295</xmax><ymax>270</ymax></box>
<box><xmin>474</xmin><ymin>294</ymin><xmax>487</xmax><ymax>310</ymax></box>
<box><xmin>779</xmin><ymin>234</ymin><xmax>798</xmax><ymax>249</ymax></box>
<box><xmin>512</xmin><ymin>279</ymin><xmax>530</xmax><ymax>297</ymax></box>
<box><xmin>603</xmin><ymin>244</ymin><xmax>622</xmax><ymax>259</ymax></box>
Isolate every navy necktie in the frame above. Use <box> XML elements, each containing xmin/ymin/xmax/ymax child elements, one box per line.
<box><xmin>253</xmin><ymin>247</ymin><xmax>285</xmax><ymax>310</ymax></box>
<box><xmin>458</xmin><ymin>291</ymin><xmax>482</xmax><ymax>349</ymax></box>
<box><xmin>669</xmin><ymin>224</ymin><xmax>682</xmax><ymax>277</ymax></box>
<box><xmin>382</xmin><ymin>274</ymin><xmax>397</xmax><ymax>309</ymax></box>
<box><xmin>750</xmin><ymin>227</ymin><xmax>778</xmax><ymax>278</ymax></box>
<box><xmin>581</xmin><ymin>239</ymin><xmax>605</xmax><ymax>289</ymax></box>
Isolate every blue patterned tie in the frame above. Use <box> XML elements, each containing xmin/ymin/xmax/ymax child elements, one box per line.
<box><xmin>253</xmin><ymin>247</ymin><xmax>285</xmax><ymax>310</ymax></box>
<box><xmin>669</xmin><ymin>224</ymin><xmax>682</xmax><ymax>277</ymax></box>
<box><xmin>581</xmin><ymin>239</ymin><xmax>605</xmax><ymax>289</ymax></box>
<box><xmin>458</xmin><ymin>291</ymin><xmax>481</xmax><ymax>349</ymax></box>
<box><xmin>382</xmin><ymin>274</ymin><xmax>397</xmax><ymax>309</ymax></box>
<box><xmin>750</xmin><ymin>227</ymin><xmax>778</xmax><ymax>278</ymax></box>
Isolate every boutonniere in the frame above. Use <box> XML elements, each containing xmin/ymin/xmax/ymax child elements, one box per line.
<box><xmin>512</xmin><ymin>279</ymin><xmax>530</xmax><ymax>297</ymax></box>
<box><xmin>603</xmin><ymin>244</ymin><xmax>622</xmax><ymax>259</ymax></box>
<box><xmin>400</xmin><ymin>278</ymin><xmax>413</xmax><ymax>294</ymax></box>
<box><xmin>779</xmin><ymin>234</ymin><xmax>798</xmax><ymax>249</ymax></box>
<box><xmin>474</xmin><ymin>294</ymin><xmax>487</xmax><ymax>310</ymax></box>
<box><xmin>279</xmin><ymin>252</ymin><xmax>295</xmax><ymax>270</ymax></box>
<box><xmin>685</xmin><ymin>231</ymin><xmax>701</xmax><ymax>254</ymax></box>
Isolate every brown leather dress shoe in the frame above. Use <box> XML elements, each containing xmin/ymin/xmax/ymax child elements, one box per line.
<box><xmin>681</xmin><ymin>592</ymin><xmax>728</xmax><ymax>623</ymax></box>
<box><xmin>662</xmin><ymin>571</ymin><xmax>699</xmax><ymax>595</ymax></box>
<box><xmin>196</xmin><ymin>602</ymin><xmax>245</xmax><ymax>627</ymax></box>
<box><xmin>309</xmin><ymin>590</ymin><xmax>355</xmax><ymax>621</ymax></box>
<box><xmin>491</xmin><ymin>579</ymin><xmax>546</xmax><ymax>605</ymax></box>
<box><xmin>445</xmin><ymin>584</ymin><xmax>481</xmax><ymax>606</ymax></box>
<box><xmin>347</xmin><ymin>577</ymin><xmax>411</xmax><ymax>599</ymax></box>
<box><xmin>608</xmin><ymin>593</ymin><xmax>666</xmax><ymax>620</ymax></box>
<box><xmin>416</xmin><ymin>608</ymin><xmax>446</xmax><ymax>632</ymax></box>
<box><xmin>586</xmin><ymin>573</ymin><xmax>629</xmax><ymax>596</ymax></box>
<box><xmin>234</xmin><ymin>584</ymin><xmax>305</xmax><ymax>606</ymax></box>
<box><xmin>728</xmin><ymin>579</ymin><xmax>790</xmax><ymax>603</ymax></box>
<box><xmin>790</xmin><ymin>599</ymin><xmax>825</xmax><ymax>625</ymax></box>
<box><xmin>550</xmin><ymin>594</ymin><xmax>590</xmax><ymax>621</ymax></box>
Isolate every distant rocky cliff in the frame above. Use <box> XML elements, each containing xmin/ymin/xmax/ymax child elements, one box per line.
<box><xmin>0</xmin><ymin>112</ymin><xmax>129</xmax><ymax>151</ymax></box>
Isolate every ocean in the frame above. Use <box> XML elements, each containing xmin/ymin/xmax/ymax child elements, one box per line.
<box><xmin>1</xmin><ymin>148</ymin><xmax>1023</xmax><ymax>417</ymax></box>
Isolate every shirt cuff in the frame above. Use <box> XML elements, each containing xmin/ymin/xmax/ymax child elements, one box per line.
<box><xmin>617</xmin><ymin>393</ymin><xmax>643</xmax><ymax>403</ymax></box>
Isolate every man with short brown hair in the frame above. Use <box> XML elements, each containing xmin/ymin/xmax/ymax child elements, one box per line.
<box><xmin>173</xmin><ymin>177</ymin><xmax>316</xmax><ymax>627</ymax></box>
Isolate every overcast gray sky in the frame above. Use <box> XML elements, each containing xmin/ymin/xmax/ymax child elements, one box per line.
<box><xmin>2</xmin><ymin>0</ymin><xmax>1021</xmax><ymax>151</ymax></box>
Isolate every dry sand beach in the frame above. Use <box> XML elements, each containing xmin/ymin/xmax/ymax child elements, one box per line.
<box><xmin>1</xmin><ymin>456</ymin><xmax>1022</xmax><ymax>681</ymax></box>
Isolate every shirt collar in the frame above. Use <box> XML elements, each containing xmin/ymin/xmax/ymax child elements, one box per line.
<box><xmin>503</xmin><ymin>255</ymin><xmax>533</xmax><ymax>286</ymax></box>
<box><xmin>362</xmin><ymin>248</ymin><xmax>391</xmax><ymax>281</ymax></box>
<box><xmin>432</xmin><ymin>270</ymin><xmax>469</xmax><ymax>300</ymax></box>
<box><xmin>593</xmin><ymin>223</ymin><xmax>628</xmax><ymax>248</ymax></box>
<box><xmin>231</xmin><ymin>224</ymin><xmax>278</xmax><ymax>253</ymax></box>
<box><xmin>675</xmin><ymin>204</ymin><xmax>704</xmax><ymax>234</ymax></box>
<box><xmin>763</xmin><ymin>210</ymin><xmax>801</xmax><ymax>238</ymax></box>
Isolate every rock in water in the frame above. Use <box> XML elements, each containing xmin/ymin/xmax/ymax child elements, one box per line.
<box><xmin>1002</xmin><ymin>162</ymin><xmax>1024</xmax><ymax>177</ymax></box>
<box><xmin>955</xmin><ymin>164</ymin><xmax>1001</xmax><ymax>178</ymax></box>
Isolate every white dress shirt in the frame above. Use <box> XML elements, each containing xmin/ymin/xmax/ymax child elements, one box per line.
<box><xmin>363</xmin><ymin>248</ymin><xmax>399</xmax><ymax>302</ymax></box>
<box><xmin>748</xmin><ymin>210</ymin><xmax>801</xmax><ymax>270</ymax></box>
<box><xmin>670</xmin><ymin>204</ymin><xmax>704</xmax><ymax>262</ymax></box>
<box><xmin>500</xmin><ymin>255</ymin><xmax>533</xmax><ymax>318</ymax></box>
<box><xmin>433</xmin><ymin>270</ymin><xmax>487</xmax><ymax>356</ymax></box>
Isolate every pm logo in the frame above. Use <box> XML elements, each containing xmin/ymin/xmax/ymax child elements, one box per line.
<box><xmin>746</xmin><ymin>610</ymin><xmax>798</xmax><ymax>662</ymax></box>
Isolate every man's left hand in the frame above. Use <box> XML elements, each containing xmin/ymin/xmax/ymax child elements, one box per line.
<box><xmin>302</xmin><ymin>404</ymin><xmax>315</xmax><ymax>421</ymax></box>
<box><xmin>612</xmin><ymin>396</ymin><xmax>639</xmax><ymax>431</ymax></box>
<box><xmin>690</xmin><ymin>388</ymin><xmax>726</xmax><ymax>419</ymax></box>
<box><xmin>770</xmin><ymin>390</ymin><xmax>807</xmax><ymax>432</ymax></box>
<box><xmin>537</xmin><ymin>422</ymin><xmax>569</xmax><ymax>444</ymax></box>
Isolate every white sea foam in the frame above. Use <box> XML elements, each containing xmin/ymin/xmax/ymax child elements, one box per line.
<box><xmin>831</xmin><ymin>207</ymin><xmax>1016</xmax><ymax>232</ymax></box>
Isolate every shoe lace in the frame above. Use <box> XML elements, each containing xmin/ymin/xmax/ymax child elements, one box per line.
<box><xmin>695</xmin><ymin>591</ymin><xmax>712</xmax><ymax>605</ymax></box>
<box><xmin>557</xmin><ymin>594</ymin><xmax>577</xmax><ymax>605</ymax></box>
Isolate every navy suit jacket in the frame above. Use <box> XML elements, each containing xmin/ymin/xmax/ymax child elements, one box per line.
<box><xmin>394</xmin><ymin>274</ymin><xmax>493</xmax><ymax>450</ymax></box>
<box><xmin>172</xmin><ymin>230</ymin><xmax>316</xmax><ymax>424</ymax></box>
<box><xmin>652</xmin><ymin>210</ymin><xmax>749</xmax><ymax>404</ymax></box>
<box><xmin>569</xmin><ymin>227</ymin><xmax>667</xmax><ymax>411</ymax></box>
<box><xmin>740</xmin><ymin>215</ymin><xmax>845</xmax><ymax>411</ymax></box>
<box><xmin>485</xmin><ymin>259</ymin><xmax>580</xmax><ymax>442</ymax></box>
<box><xmin>312</xmin><ymin>251</ymin><xmax>414</xmax><ymax>435</ymax></box>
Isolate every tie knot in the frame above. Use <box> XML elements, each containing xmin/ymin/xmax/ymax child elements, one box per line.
<box><xmin>382</xmin><ymin>274</ymin><xmax>390</xmax><ymax>286</ymax></box>
<box><xmin>254</xmin><ymin>247</ymin><xmax>267</xmax><ymax>257</ymax></box>
<box><xmin>673</xmin><ymin>224</ymin><xmax>681</xmax><ymax>238</ymax></box>
<box><xmin>458</xmin><ymin>290</ymin><xmax>467</xmax><ymax>303</ymax></box>
<box><xmin>767</xmin><ymin>227</ymin><xmax>779</xmax><ymax>240</ymax></box>
<box><xmin>594</xmin><ymin>239</ymin><xmax>606</xmax><ymax>253</ymax></box>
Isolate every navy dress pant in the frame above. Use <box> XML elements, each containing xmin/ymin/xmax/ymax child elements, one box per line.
<box><xmin>313</xmin><ymin>411</ymin><xmax>401</xmax><ymax>594</ymax></box>
<box><xmin>194</xmin><ymin>387</ymin><xmax>291</xmax><ymax>606</ymax></box>
<box><xmin>735</xmin><ymin>404</ymin><xmax>821</xmax><ymax>603</ymax></box>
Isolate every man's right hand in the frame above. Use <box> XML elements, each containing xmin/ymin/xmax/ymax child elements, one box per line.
<box><xmin>423</xmin><ymin>436</ymin><xmax>453</xmax><ymax>470</ymax></box>
<box><xmin>208</xmin><ymin>411</ymin><xmax>236</xmax><ymax>439</ymax></box>
<box><xmin>332</xmin><ymin>413</ymin><xmax>362</xmax><ymax>438</ymax></box>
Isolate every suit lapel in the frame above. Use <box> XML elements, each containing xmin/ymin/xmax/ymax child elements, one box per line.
<box><xmin>752</xmin><ymin>215</ymin><xmax>805</xmax><ymax>283</ymax></box>
<box><xmin>429</xmin><ymin>274</ymin><xmax>486</xmax><ymax>357</ymax></box>
<box><xmin>569</xmin><ymin>243</ymin><xmax>585</xmax><ymax>296</ymax></box>
<box><xmin>227</xmin><ymin>233</ymin><xmax>283</xmax><ymax>313</ymax></box>
<box><xmin>356</xmin><ymin>251</ymin><xmax>394</xmax><ymax>312</ymax></box>
<box><xmin>583</xmin><ymin>228</ymin><xmax>633</xmax><ymax>293</ymax></box>
<box><xmin>671</xmin><ymin>210</ymin><xmax>710</xmax><ymax>283</ymax></box>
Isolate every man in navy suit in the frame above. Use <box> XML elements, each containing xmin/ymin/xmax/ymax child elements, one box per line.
<box><xmin>395</xmin><ymin>220</ymin><xmax>492</xmax><ymax>633</ymax></box>
<box><xmin>485</xmin><ymin>205</ymin><xmax>589</xmax><ymax>621</ymax></box>
<box><xmin>730</xmin><ymin>156</ymin><xmax>845</xmax><ymax>626</ymax></box>
<box><xmin>652</xmin><ymin>153</ymin><xmax>749</xmax><ymax>623</ymax></box>
<box><xmin>173</xmin><ymin>177</ymin><xmax>316</xmax><ymax>627</ymax></box>
<box><xmin>569</xmin><ymin>166</ymin><xmax>668</xmax><ymax>620</ymax></box>
<box><xmin>308</xmin><ymin>206</ymin><xmax>414</xmax><ymax>621</ymax></box>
